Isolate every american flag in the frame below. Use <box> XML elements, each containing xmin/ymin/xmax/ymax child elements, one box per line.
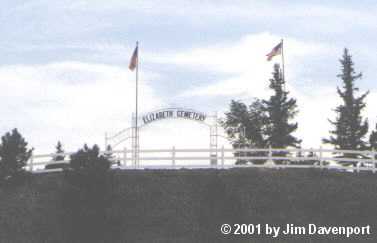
<box><xmin>129</xmin><ymin>45</ymin><xmax>138</xmax><ymax>71</ymax></box>
<box><xmin>266</xmin><ymin>42</ymin><xmax>282</xmax><ymax>61</ymax></box>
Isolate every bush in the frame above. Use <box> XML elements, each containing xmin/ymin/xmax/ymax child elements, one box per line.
<box><xmin>0</xmin><ymin>128</ymin><xmax>33</xmax><ymax>183</ymax></box>
<box><xmin>62</xmin><ymin>144</ymin><xmax>114</xmax><ymax>243</ymax></box>
<box><xmin>69</xmin><ymin>144</ymin><xmax>110</xmax><ymax>172</ymax></box>
<box><xmin>45</xmin><ymin>141</ymin><xmax>68</xmax><ymax>170</ymax></box>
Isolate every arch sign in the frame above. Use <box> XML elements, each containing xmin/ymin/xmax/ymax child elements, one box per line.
<box><xmin>106</xmin><ymin>107</ymin><xmax>218</xmax><ymax>166</ymax></box>
<box><xmin>141</xmin><ymin>108</ymin><xmax>207</xmax><ymax>125</ymax></box>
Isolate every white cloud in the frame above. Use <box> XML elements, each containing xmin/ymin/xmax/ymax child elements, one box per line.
<box><xmin>0</xmin><ymin>62</ymin><xmax>164</xmax><ymax>153</ymax></box>
<box><xmin>66</xmin><ymin>0</ymin><xmax>376</xmax><ymax>27</ymax></box>
<box><xmin>0</xmin><ymin>61</ymin><xmax>231</xmax><ymax>155</ymax></box>
<box><xmin>152</xmin><ymin>32</ymin><xmax>332</xmax><ymax>98</ymax></box>
<box><xmin>149</xmin><ymin>32</ymin><xmax>377</xmax><ymax>148</ymax></box>
<box><xmin>2</xmin><ymin>33</ymin><xmax>372</xmax><ymax>153</ymax></box>
<box><xmin>1</xmin><ymin>0</ymin><xmax>377</xmax><ymax>156</ymax></box>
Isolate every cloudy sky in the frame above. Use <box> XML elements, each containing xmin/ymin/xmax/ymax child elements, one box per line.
<box><xmin>1</xmin><ymin>0</ymin><xmax>377</xmax><ymax>153</ymax></box>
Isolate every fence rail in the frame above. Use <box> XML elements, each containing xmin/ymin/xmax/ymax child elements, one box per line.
<box><xmin>27</xmin><ymin>147</ymin><xmax>377</xmax><ymax>174</ymax></box>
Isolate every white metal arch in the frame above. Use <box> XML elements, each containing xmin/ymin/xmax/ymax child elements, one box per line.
<box><xmin>105</xmin><ymin>108</ymin><xmax>219</xmax><ymax>166</ymax></box>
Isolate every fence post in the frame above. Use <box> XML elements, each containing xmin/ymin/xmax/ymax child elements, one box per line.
<box><xmin>132</xmin><ymin>147</ymin><xmax>137</xmax><ymax>169</ymax></box>
<box><xmin>372</xmin><ymin>149</ymin><xmax>376</xmax><ymax>174</ymax></box>
<box><xmin>172</xmin><ymin>146</ymin><xmax>176</xmax><ymax>169</ymax></box>
<box><xmin>221</xmin><ymin>146</ymin><xmax>225</xmax><ymax>168</ymax></box>
<box><xmin>319</xmin><ymin>146</ymin><xmax>323</xmax><ymax>169</ymax></box>
<box><xmin>30</xmin><ymin>155</ymin><xmax>34</xmax><ymax>172</ymax></box>
<box><xmin>268</xmin><ymin>145</ymin><xmax>273</xmax><ymax>166</ymax></box>
<box><xmin>123</xmin><ymin>147</ymin><xmax>127</xmax><ymax>167</ymax></box>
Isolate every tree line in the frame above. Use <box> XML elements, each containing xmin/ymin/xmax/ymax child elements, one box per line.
<box><xmin>0</xmin><ymin>127</ymin><xmax>116</xmax><ymax>183</ymax></box>
<box><xmin>222</xmin><ymin>48</ymin><xmax>377</xmax><ymax>164</ymax></box>
<box><xmin>0</xmin><ymin>48</ymin><xmax>375</xmax><ymax>175</ymax></box>
<box><xmin>0</xmin><ymin>129</ymin><xmax>114</xmax><ymax>242</ymax></box>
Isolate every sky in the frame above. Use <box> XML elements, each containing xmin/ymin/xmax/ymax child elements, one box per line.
<box><xmin>0</xmin><ymin>0</ymin><xmax>377</xmax><ymax>154</ymax></box>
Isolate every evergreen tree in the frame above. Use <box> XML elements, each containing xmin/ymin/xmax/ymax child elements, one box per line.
<box><xmin>222</xmin><ymin>64</ymin><xmax>300</xmax><ymax>164</ymax></box>
<box><xmin>323</xmin><ymin>48</ymin><xmax>369</xmax><ymax>160</ymax></box>
<box><xmin>45</xmin><ymin>141</ymin><xmax>67</xmax><ymax>170</ymax></box>
<box><xmin>369</xmin><ymin>124</ymin><xmax>377</xmax><ymax>161</ymax></box>
<box><xmin>0</xmin><ymin>128</ymin><xmax>33</xmax><ymax>180</ymax></box>
<box><xmin>370</xmin><ymin>126</ymin><xmax>377</xmax><ymax>151</ymax></box>
<box><xmin>104</xmin><ymin>145</ymin><xmax>113</xmax><ymax>160</ymax></box>
<box><xmin>263</xmin><ymin>64</ymin><xmax>301</xmax><ymax>150</ymax></box>
<box><xmin>53</xmin><ymin>141</ymin><xmax>65</xmax><ymax>161</ymax></box>
<box><xmin>104</xmin><ymin>145</ymin><xmax>119</xmax><ymax>166</ymax></box>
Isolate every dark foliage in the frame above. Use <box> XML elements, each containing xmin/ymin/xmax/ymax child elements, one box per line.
<box><xmin>1</xmin><ymin>169</ymin><xmax>377</xmax><ymax>242</ymax></box>
<box><xmin>263</xmin><ymin>64</ymin><xmax>301</xmax><ymax>151</ymax></box>
<box><xmin>53</xmin><ymin>141</ymin><xmax>65</xmax><ymax>161</ymax></box>
<box><xmin>222</xmin><ymin>64</ymin><xmax>300</xmax><ymax>165</ymax></box>
<box><xmin>370</xmin><ymin>126</ymin><xmax>377</xmax><ymax>151</ymax></box>
<box><xmin>0</xmin><ymin>128</ymin><xmax>33</xmax><ymax>184</ymax></box>
<box><xmin>62</xmin><ymin>144</ymin><xmax>114</xmax><ymax>243</ymax></box>
<box><xmin>222</xmin><ymin>99</ymin><xmax>268</xmax><ymax>164</ymax></box>
<box><xmin>104</xmin><ymin>144</ymin><xmax>120</xmax><ymax>166</ymax></box>
<box><xmin>45</xmin><ymin>141</ymin><xmax>68</xmax><ymax>170</ymax></box>
<box><xmin>323</xmin><ymin>49</ymin><xmax>369</xmax><ymax>164</ymax></box>
<box><xmin>369</xmin><ymin>125</ymin><xmax>377</xmax><ymax>164</ymax></box>
<box><xmin>69</xmin><ymin>144</ymin><xmax>110</xmax><ymax>172</ymax></box>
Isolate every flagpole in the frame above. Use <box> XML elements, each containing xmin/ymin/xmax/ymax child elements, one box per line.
<box><xmin>135</xmin><ymin>41</ymin><xmax>139</xmax><ymax>166</ymax></box>
<box><xmin>281</xmin><ymin>39</ymin><xmax>286</xmax><ymax>91</ymax></box>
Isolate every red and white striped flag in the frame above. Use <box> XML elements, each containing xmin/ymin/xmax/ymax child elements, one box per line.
<box><xmin>266</xmin><ymin>42</ymin><xmax>282</xmax><ymax>61</ymax></box>
<box><xmin>129</xmin><ymin>45</ymin><xmax>138</xmax><ymax>71</ymax></box>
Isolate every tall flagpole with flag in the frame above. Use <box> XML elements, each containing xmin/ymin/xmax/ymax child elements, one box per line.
<box><xmin>266</xmin><ymin>39</ymin><xmax>285</xmax><ymax>90</ymax></box>
<box><xmin>281</xmin><ymin>39</ymin><xmax>286</xmax><ymax>90</ymax></box>
<box><xmin>129</xmin><ymin>41</ymin><xmax>139</xmax><ymax>165</ymax></box>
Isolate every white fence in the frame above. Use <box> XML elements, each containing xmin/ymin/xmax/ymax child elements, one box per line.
<box><xmin>27</xmin><ymin>147</ymin><xmax>377</xmax><ymax>174</ymax></box>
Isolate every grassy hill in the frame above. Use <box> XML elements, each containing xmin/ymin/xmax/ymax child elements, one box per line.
<box><xmin>1</xmin><ymin>168</ymin><xmax>377</xmax><ymax>242</ymax></box>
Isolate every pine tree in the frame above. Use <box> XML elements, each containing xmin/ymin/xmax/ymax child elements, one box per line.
<box><xmin>263</xmin><ymin>64</ymin><xmax>301</xmax><ymax>151</ymax></box>
<box><xmin>222</xmin><ymin>64</ymin><xmax>300</xmax><ymax>164</ymax></box>
<box><xmin>45</xmin><ymin>141</ymin><xmax>68</xmax><ymax>170</ymax></box>
<box><xmin>0</xmin><ymin>128</ymin><xmax>33</xmax><ymax>180</ymax></box>
<box><xmin>369</xmin><ymin>124</ymin><xmax>377</xmax><ymax>160</ymax></box>
<box><xmin>104</xmin><ymin>145</ymin><xmax>119</xmax><ymax>166</ymax></box>
<box><xmin>53</xmin><ymin>141</ymin><xmax>65</xmax><ymax>161</ymax></box>
<box><xmin>323</xmin><ymin>48</ymin><xmax>369</xmax><ymax>160</ymax></box>
<box><xmin>370</xmin><ymin>126</ymin><xmax>377</xmax><ymax>151</ymax></box>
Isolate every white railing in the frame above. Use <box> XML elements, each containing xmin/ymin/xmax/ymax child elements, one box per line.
<box><xmin>27</xmin><ymin>147</ymin><xmax>377</xmax><ymax>174</ymax></box>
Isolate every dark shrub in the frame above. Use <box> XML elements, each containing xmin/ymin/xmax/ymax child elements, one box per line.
<box><xmin>62</xmin><ymin>144</ymin><xmax>115</xmax><ymax>243</ymax></box>
<box><xmin>45</xmin><ymin>141</ymin><xmax>68</xmax><ymax>171</ymax></box>
<box><xmin>0</xmin><ymin>128</ymin><xmax>33</xmax><ymax>184</ymax></box>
